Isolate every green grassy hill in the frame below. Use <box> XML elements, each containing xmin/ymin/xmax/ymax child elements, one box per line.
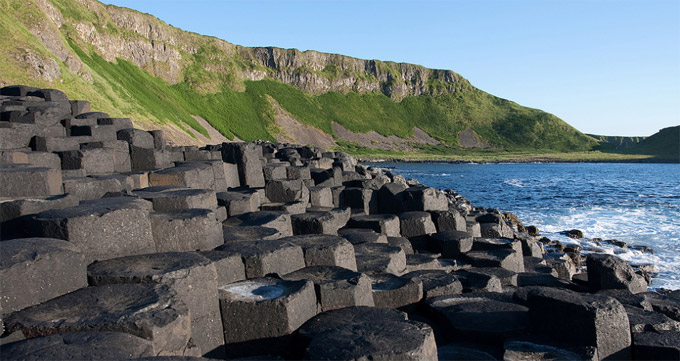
<box><xmin>626</xmin><ymin>126</ymin><xmax>680</xmax><ymax>161</ymax></box>
<box><xmin>1</xmin><ymin>0</ymin><xmax>600</xmax><ymax>153</ymax></box>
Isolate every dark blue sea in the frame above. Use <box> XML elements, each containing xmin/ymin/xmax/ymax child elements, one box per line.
<box><xmin>365</xmin><ymin>162</ymin><xmax>680</xmax><ymax>290</ymax></box>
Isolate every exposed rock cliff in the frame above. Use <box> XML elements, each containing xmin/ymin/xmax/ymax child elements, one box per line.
<box><xmin>0</xmin><ymin>0</ymin><xmax>598</xmax><ymax>153</ymax></box>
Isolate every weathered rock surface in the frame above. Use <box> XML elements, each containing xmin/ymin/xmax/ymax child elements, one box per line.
<box><xmin>0</xmin><ymin>86</ymin><xmax>662</xmax><ymax>359</ymax></box>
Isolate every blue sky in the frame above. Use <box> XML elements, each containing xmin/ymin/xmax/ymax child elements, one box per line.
<box><xmin>102</xmin><ymin>0</ymin><xmax>679</xmax><ymax>137</ymax></box>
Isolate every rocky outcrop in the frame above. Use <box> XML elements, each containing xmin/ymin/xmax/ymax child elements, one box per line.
<box><xmin>1</xmin><ymin>85</ymin><xmax>674</xmax><ymax>360</ymax></box>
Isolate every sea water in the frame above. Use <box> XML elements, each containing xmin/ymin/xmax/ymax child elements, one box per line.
<box><xmin>366</xmin><ymin>162</ymin><xmax>680</xmax><ymax>290</ymax></box>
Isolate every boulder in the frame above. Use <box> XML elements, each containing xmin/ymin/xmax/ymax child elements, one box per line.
<box><xmin>282</xmin><ymin>266</ymin><xmax>374</xmax><ymax>311</ymax></box>
<box><xmin>25</xmin><ymin>197</ymin><xmax>155</xmax><ymax>263</ymax></box>
<box><xmin>587</xmin><ymin>253</ymin><xmax>648</xmax><ymax>294</ymax></box>
<box><xmin>0</xmin><ymin>238</ymin><xmax>86</xmax><ymax>314</ymax></box>
<box><xmin>526</xmin><ymin>287</ymin><xmax>632</xmax><ymax>360</ymax></box>
<box><xmin>0</xmin><ymin>332</ymin><xmax>154</xmax><ymax>360</ymax></box>
<box><xmin>150</xmin><ymin>209</ymin><xmax>223</xmax><ymax>252</ymax></box>
<box><xmin>402</xmin><ymin>270</ymin><xmax>463</xmax><ymax>298</ymax></box>
<box><xmin>0</xmin><ymin>166</ymin><xmax>62</xmax><ymax>197</ymax></box>
<box><xmin>354</xmin><ymin>242</ymin><xmax>407</xmax><ymax>275</ymax></box>
<box><xmin>3</xmin><ymin>284</ymin><xmax>192</xmax><ymax>356</ymax></box>
<box><xmin>370</xmin><ymin>273</ymin><xmax>424</xmax><ymax>308</ymax></box>
<box><xmin>403</xmin><ymin>186</ymin><xmax>448</xmax><ymax>211</ymax></box>
<box><xmin>218</xmin><ymin>278</ymin><xmax>317</xmax><ymax>343</ymax></box>
<box><xmin>348</xmin><ymin>213</ymin><xmax>401</xmax><ymax>237</ymax></box>
<box><xmin>398</xmin><ymin>211</ymin><xmax>436</xmax><ymax>238</ymax></box>
<box><xmin>298</xmin><ymin>306</ymin><xmax>437</xmax><ymax>361</ymax></box>
<box><xmin>87</xmin><ymin>252</ymin><xmax>223</xmax><ymax>355</ymax></box>
<box><xmin>216</xmin><ymin>240</ymin><xmax>305</xmax><ymax>278</ymax></box>
<box><xmin>278</xmin><ymin>234</ymin><xmax>357</xmax><ymax>271</ymax></box>
<box><xmin>220</xmin><ymin>142</ymin><xmax>265</xmax><ymax>188</ymax></box>
<box><xmin>427</xmin><ymin>295</ymin><xmax>529</xmax><ymax>343</ymax></box>
<box><xmin>133</xmin><ymin>186</ymin><xmax>217</xmax><ymax>212</ymax></box>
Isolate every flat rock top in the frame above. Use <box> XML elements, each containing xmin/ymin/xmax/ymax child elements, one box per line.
<box><xmin>298</xmin><ymin>306</ymin><xmax>407</xmax><ymax>338</ymax></box>
<box><xmin>222</xmin><ymin>226</ymin><xmax>280</xmax><ymax>243</ymax></box>
<box><xmin>4</xmin><ymin>284</ymin><xmax>187</xmax><ymax>339</ymax></box>
<box><xmin>370</xmin><ymin>273</ymin><xmax>416</xmax><ymax>291</ymax></box>
<box><xmin>227</xmin><ymin>211</ymin><xmax>288</xmax><ymax>226</ymax></box>
<box><xmin>0</xmin><ymin>332</ymin><xmax>153</xmax><ymax>360</ymax></box>
<box><xmin>354</xmin><ymin>243</ymin><xmax>403</xmax><ymax>256</ymax></box>
<box><xmin>299</xmin><ymin>306</ymin><xmax>433</xmax><ymax>360</ymax></box>
<box><xmin>152</xmin><ymin>162</ymin><xmax>211</xmax><ymax>173</ymax></box>
<box><xmin>87</xmin><ymin>252</ymin><xmax>212</xmax><ymax>282</ymax></box>
<box><xmin>350</xmin><ymin>214</ymin><xmax>398</xmax><ymax>222</ymax></box>
<box><xmin>0</xmin><ymin>238</ymin><xmax>82</xmax><ymax>269</ymax></box>
<box><xmin>34</xmin><ymin>197</ymin><xmax>152</xmax><ymax>220</ymax></box>
<box><xmin>218</xmin><ymin>277</ymin><xmax>307</xmax><ymax>302</ymax></box>
<box><xmin>149</xmin><ymin>208</ymin><xmax>213</xmax><ymax>219</ymax></box>
<box><xmin>215</xmin><ymin>239</ymin><xmax>299</xmax><ymax>257</ymax></box>
<box><xmin>283</xmin><ymin>265</ymin><xmax>365</xmax><ymax>284</ymax></box>
<box><xmin>278</xmin><ymin>234</ymin><xmax>348</xmax><ymax>248</ymax></box>
<box><xmin>133</xmin><ymin>187</ymin><xmax>213</xmax><ymax>199</ymax></box>
<box><xmin>432</xmin><ymin>230</ymin><xmax>473</xmax><ymax>241</ymax></box>
<box><xmin>398</xmin><ymin>211</ymin><xmax>432</xmax><ymax>220</ymax></box>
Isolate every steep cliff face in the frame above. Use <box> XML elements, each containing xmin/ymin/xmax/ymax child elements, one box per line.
<box><xmin>0</xmin><ymin>0</ymin><xmax>598</xmax><ymax>152</ymax></box>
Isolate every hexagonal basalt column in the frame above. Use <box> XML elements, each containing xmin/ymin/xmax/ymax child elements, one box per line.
<box><xmin>218</xmin><ymin>277</ymin><xmax>317</xmax><ymax>343</ymax></box>
<box><xmin>87</xmin><ymin>252</ymin><xmax>223</xmax><ymax>356</ymax></box>
<box><xmin>283</xmin><ymin>266</ymin><xmax>374</xmax><ymax>311</ymax></box>
<box><xmin>278</xmin><ymin>234</ymin><xmax>357</xmax><ymax>271</ymax></box>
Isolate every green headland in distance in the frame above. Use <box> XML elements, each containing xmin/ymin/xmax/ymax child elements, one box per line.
<box><xmin>1</xmin><ymin>0</ymin><xmax>677</xmax><ymax>162</ymax></box>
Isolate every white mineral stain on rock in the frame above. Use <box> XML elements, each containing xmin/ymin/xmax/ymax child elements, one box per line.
<box><xmin>220</xmin><ymin>280</ymin><xmax>286</xmax><ymax>301</ymax></box>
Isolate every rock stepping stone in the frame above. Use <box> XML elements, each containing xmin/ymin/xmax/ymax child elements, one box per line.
<box><xmin>0</xmin><ymin>165</ymin><xmax>62</xmax><ymax>198</ymax></box>
<box><xmin>338</xmin><ymin>228</ymin><xmax>388</xmax><ymax>245</ymax></box>
<box><xmin>503</xmin><ymin>341</ymin><xmax>581</xmax><ymax>361</ymax></box>
<box><xmin>218</xmin><ymin>277</ymin><xmax>317</xmax><ymax>343</ymax></box>
<box><xmin>216</xmin><ymin>190</ymin><xmax>260</xmax><ymax>217</ymax></box>
<box><xmin>454</xmin><ymin>269</ymin><xmax>504</xmax><ymax>293</ymax></box>
<box><xmin>25</xmin><ymin>197</ymin><xmax>155</xmax><ymax>263</ymax></box>
<box><xmin>405</xmin><ymin>253</ymin><xmax>457</xmax><ymax>273</ymax></box>
<box><xmin>587</xmin><ymin>253</ymin><xmax>648</xmax><ymax>294</ymax></box>
<box><xmin>282</xmin><ymin>266</ymin><xmax>374</xmax><ymax>311</ymax></box>
<box><xmin>354</xmin><ymin>242</ymin><xmax>406</xmax><ymax>275</ymax></box>
<box><xmin>291</xmin><ymin>210</ymin><xmax>347</xmax><ymax>235</ymax></box>
<box><xmin>222</xmin><ymin>225</ymin><xmax>281</xmax><ymax>243</ymax></box>
<box><xmin>431</xmin><ymin>230</ymin><xmax>474</xmax><ymax>258</ymax></box>
<box><xmin>3</xmin><ymin>283</ymin><xmax>192</xmax><ymax>356</ymax></box>
<box><xmin>308</xmin><ymin>186</ymin><xmax>333</xmax><ymax>207</ymax></box>
<box><xmin>526</xmin><ymin>287</ymin><xmax>632</xmax><ymax>360</ymax></box>
<box><xmin>370</xmin><ymin>272</ymin><xmax>424</xmax><ymax>308</ymax></box>
<box><xmin>216</xmin><ymin>240</ymin><xmax>305</xmax><ymax>278</ymax></box>
<box><xmin>0</xmin><ymin>332</ymin><xmax>155</xmax><ymax>360</ymax></box>
<box><xmin>198</xmin><ymin>251</ymin><xmax>247</xmax><ymax>286</ymax></box>
<box><xmin>0</xmin><ymin>238</ymin><xmax>87</xmax><ymax>314</ymax></box>
<box><xmin>427</xmin><ymin>295</ymin><xmax>529</xmax><ymax>343</ymax></box>
<box><xmin>297</xmin><ymin>306</ymin><xmax>437</xmax><ymax>361</ymax></box>
<box><xmin>87</xmin><ymin>252</ymin><xmax>223</xmax><ymax>356</ymax></box>
<box><xmin>632</xmin><ymin>330</ymin><xmax>680</xmax><ymax>360</ymax></box>
<box><xmin>403</xmin><ymin>186</ymin><xmax>448</xmax><ymax>212</ymax></box>
<box><xmin>150</xmin><ymin>209</ymin><xmax>223</xmax><ymax>253</ymax></box>
<box><xmin>347</xmin><ymin>213</ymin><xmax>401</xmax><ymax>237</ymax></box>
<box><xmin>278</xmin><ymin>234</ymin><xmax>357</xmax><ymax>271</ymax></box>
<box><xmin>466</xmin><ymin>248</ymin><xmax>525</xmax><ymax>273</ymax></box>
<box><xmin>398</xmin><ymin>211</ymin><xmax>437</xmax><ymax>238</ymax></box>
<box><xmin>220</xmin><ymin>142</ymin><xmax>265</xmax><ymax>188</ymax></box>
<box><xmin>224</xmin><ymin>211</ymin><xmax>293</xmax><ymax>238</ymax></box>
<box><xmin>437</xmin><ymin>344</ymin><xmax>497</xmax><ymax>360</ymax></box>
<box><xmin>149</xmin><ymin>162</ymin><xmax>215</xmax><ymax>190</ymax></box>
<box><xmin>0</xmin><ymin>194</ymin><xmax>78</xmax><ymax>223</ymax></box>
<box><xmin>430</xmin><ymin>209</ymin><xmax>467</xmax><ymax>232</ymax></box>
<box><xmin>132</xmin><ymin>186</ymin><xmax>217</xmax><ymax>211</ymax></box>
<box><xmin>402</xmin><ymin>270</ymin><xmax>463</xmax><ymax>298</ymax></box>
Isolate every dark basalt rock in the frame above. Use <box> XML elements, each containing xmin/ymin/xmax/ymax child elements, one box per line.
<box><xmin>0</xmin><ymin>332</ymin><xmax>154</xmax><ymax>360</ymax></box>
<box><xmin>297</xmin><ymin>306</ymin><xmax>436</xmax><ymax>361</ymax></box>
<box><xmin>0</xmin><ymin>86</ymin><xmax>666</xmax><ymax>360</ymax></box>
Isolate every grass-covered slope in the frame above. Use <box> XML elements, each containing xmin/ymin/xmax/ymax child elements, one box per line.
<box><xmin>626</xmin><ymin>126</ymin><xmax>680</xmax><ymax>161</ymax></box>
<box><xmin>0</xmin><ymin>0</ymin><xmax>598</xmax><ymax>153</ymax></box>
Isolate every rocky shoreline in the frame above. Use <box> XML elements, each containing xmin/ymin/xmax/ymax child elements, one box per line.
<box><xmin>1</xmin><ymin>85</ymin><xmax>679</xmax><ymax>360</ymax></box>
